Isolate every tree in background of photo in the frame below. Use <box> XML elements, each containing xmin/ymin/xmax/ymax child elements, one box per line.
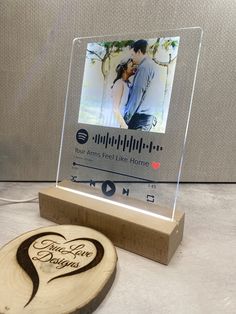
<box><xmin>87</xmin><ymin>40</ymin><xmax>134</xmax><ymax>80</ymax></box>
<box><xmin>149</xmin><ymin>38</ymin><xmax>179</xmax><ymax>131</ymax></box>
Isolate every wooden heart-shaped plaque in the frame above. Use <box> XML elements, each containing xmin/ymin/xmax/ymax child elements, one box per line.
<box><xmin>0</xmin><ymin>225</ymin><xmax>117</xmax><ymax>314</ymax></box>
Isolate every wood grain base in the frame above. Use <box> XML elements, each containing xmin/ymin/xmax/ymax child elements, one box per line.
<box><xmin>0</xmin><ymin>225</ymin><xmax>117</xmax><ymax>314</ymax></box>
<box><xmin>39</xmin><ymin>185</ymin><xmax>184</xmax><ymax>265</ymax></box>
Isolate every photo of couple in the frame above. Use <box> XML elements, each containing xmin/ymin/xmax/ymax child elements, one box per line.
<box><xmin>79</xmin><ymin>37</ymin><xmax>180</xmax><ymax>133</ymax></box>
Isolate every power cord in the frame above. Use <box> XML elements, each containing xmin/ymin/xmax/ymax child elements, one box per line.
<box><xmin>0</xmin><ymin>196</ymin><xmax>38</xmax><ymax>203</ymax></box>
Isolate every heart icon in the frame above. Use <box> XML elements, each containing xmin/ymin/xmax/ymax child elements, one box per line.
<box><xmin>151</xmin><ymin>162</ymin><xmax>160</xmax><ymax>170</ymax></box>
<box><xmin>16</xmin><ymin>232</ymin><xmax>104</xmax><ymax>307</ymax></box>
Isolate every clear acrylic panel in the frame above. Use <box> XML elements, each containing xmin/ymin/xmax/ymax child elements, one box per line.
<box><xmin>56</xmin><ymin>27</ymin><xmax>203</xmax><ymax>221</ymax></box>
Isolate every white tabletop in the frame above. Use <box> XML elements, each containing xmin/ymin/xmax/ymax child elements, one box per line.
<box><xmin>0</xmin><ymin>182</ymin><xmax>235</xmax><ymax>314</ymax></box>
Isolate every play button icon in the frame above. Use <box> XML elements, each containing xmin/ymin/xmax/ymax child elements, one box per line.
<box><xmin>101</xmin><ymin>180</ymin><xmax>116</xmax><ymax>197</ymax></box>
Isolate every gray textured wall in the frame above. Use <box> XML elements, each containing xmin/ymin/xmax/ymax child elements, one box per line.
<box><xmin>0</xmin><ymin>0</ymin><xmax>235</xmax><ymax>182</ymax></box>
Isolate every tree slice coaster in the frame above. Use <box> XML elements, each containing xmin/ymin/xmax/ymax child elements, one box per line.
<box><xmin>0</xmin><ymin>225</ymin><xmax>117</xmax><ymax>314</ymax></box>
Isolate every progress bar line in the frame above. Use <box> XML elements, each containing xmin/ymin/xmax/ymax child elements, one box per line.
<box><xmin>72</xmin><ymin>162</ymin><xmax>154</xmax><ymax>182</ymax></box>
<box><xmin>72</xmin><ymin>180</ymin><xmax>159</xmax><ymax>184</ymax></box>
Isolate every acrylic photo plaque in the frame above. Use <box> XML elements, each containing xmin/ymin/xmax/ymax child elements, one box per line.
<box><xmin>56</xmin><ymin>28</ymin><xmax>202</xmax><ymax>221</ymax></box>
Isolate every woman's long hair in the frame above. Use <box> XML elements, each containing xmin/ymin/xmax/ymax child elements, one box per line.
<box><xmin>111</xmin><ymin>58</ymin><xmax>132</xmax><ymax>88</ymax></box>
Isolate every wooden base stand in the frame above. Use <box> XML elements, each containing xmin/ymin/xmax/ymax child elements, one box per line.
<box><xmin>39</xmin><ymin>184</ymin><xmax>184</xmax><ymax>265</ymax></box>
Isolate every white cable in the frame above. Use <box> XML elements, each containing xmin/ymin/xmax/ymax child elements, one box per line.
<box><xmin>0</xmin><ymin>196</ymin><xmax>38</xmax><ymax>203</ymax></box>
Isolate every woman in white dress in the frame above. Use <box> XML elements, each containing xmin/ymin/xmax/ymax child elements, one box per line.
<box><xmin>111</xmin><ymin>58</ymin><xmax>135</xmax><ymax>128</ymax></box>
